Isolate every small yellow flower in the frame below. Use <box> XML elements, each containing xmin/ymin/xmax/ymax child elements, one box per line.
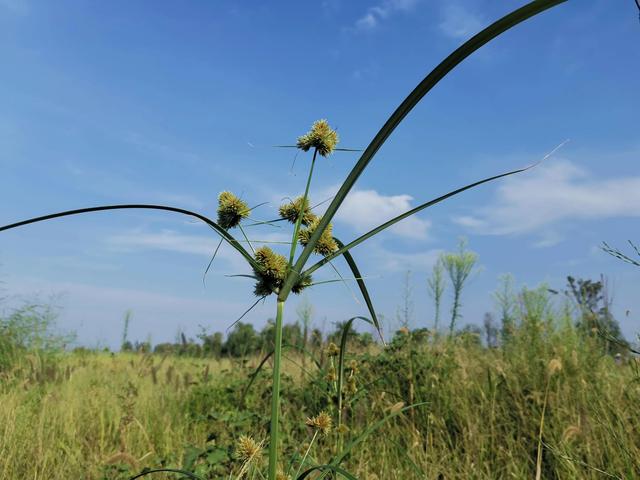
<box><xmin>217</xmin><ymin>191</ymin><xmax>249</xmax><ymax>230</ymax></box>
<box><xmin>296</xmin><ymin>119</ymin><xmax>339</xmax><ymax>157</ymax></box>
<box><xmin>236</xmin><ymin>435</ymin><xmax>262</xmax><ymax>463</ymax></box>
<box><xmin>279</xmin><ymin>196</ymin><xmax>317</xmax><ymax>226</ymax></box>
<box><xmin>306</xmin><ymin>411</ymin><xmax>333</xmax><ymax>435</ymax></box>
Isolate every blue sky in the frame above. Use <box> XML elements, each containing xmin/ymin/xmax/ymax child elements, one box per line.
<box><xmin>1</xmin><ymin>0</ymin><xmax>639</xmax><ymax>347</ymax></box>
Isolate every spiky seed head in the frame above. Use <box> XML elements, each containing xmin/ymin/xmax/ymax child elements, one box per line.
<box><xmin>291</xmin><ymin>272</ymin><xmax>313</xmax><ymax>295</ymax></box>
<box><xmin>279</xmin><ymin>196</ymin><xmax>317</xmax><ymax>226</ymax></box>
<box><xmin>548</xmin><ymin>358</ymin><xmax>563</xmax><ymax>376</ymax></box>
<box><xmin>276</xmin><ymin>471</ymin><xmax>291</xmax><ymax>480</ymax></box>
<box><xmin>296</xmin><ymin>119</ymin><xmax>339</xmax><ymax>157</ymax></box>
<box><xmin>235</xmin><ymin>435</ymin><xmax>262</xmax><ymax>462</ymax></box>
<box><xmin>348</xmin><ymin>360</ymin><xmax>359</xmax><ymax>374</ymax></box>
<box><xmin>217</xmin><ymin>191</ymin><xmax>249</xmax><ymax>230</ymax></box>
<box><xmin>325</xmin><ymin>342</ymin><xmax>339</xmax><ymax>357</ymax></box>
<box><xmin>346</xmin><ymin>375</ymin><xmax>357</xmax><ymax>394</ymax></box>
<box><xmin>325</xmin><ymin>365</ymin><xmax>337</xmax><ymax>383</ymax></box>
<box><xmin>306</xmin><ymin>411</ymin><xmax>333</xmax><ymax>435</ymax></box>
<box><xmin>252</xmin><ymin>246</ymin><xmax>288</xmax><ymax>296</ymax></box>
<box><xmin>298</xmin><ymin>216</ymin><xmax>338</xmax><ymax>257</ymax></box>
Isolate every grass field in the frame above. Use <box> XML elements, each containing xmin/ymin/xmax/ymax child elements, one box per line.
<box><xmin>1</xmin><ymin>289</ymin><xmax>639</xmax><ymax>479</ymax></box>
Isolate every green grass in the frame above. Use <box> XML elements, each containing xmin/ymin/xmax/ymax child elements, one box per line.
<box><xmin>1</xmin><ymin>306</ymin><xmax>638</xmax><ymax>479</ymax></box>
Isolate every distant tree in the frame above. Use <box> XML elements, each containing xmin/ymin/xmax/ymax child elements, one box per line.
<box><xmin>225</xmin><ymin>322</ymin><xmax>260</xmax><ymax>357</ymax></box>
<box><xmin>441</xmin><ymin>239</ymin><xmax>478</xmax><ymax>334</ymax></box>
<box><xmin>199</xmin><ymin>331</ymin><xmax>223</xmax><ymax>358</ymax></box>
<box><xmin>427</xmin><ymin>261</ymin><xmax>445</xmax><ymax>333</ymax></box>
<box><xmin>493</xmin><ymin>274</ymin><xmax>517</xmax><ymax>343</ymax></box>
<box><xmin>296</xmin><ymin>297</ymin><xmax>313</xmax><ymax>345</ymax></box>
<box><xmin>483</xmin><ymin>312</ymin><xmax>499</xmax><ymax>348</ymax></box>
<box><xmin>565</xmin><ymin>275</ymin><xmax>627</xmax><ymax>354</ymax></box>
<box><xmin>396</xmin><ymin>270</ymin><xmax>414</xmax><ymax>330</ymax></box>
<box><xmin>455</xmin><ymin>324</ymin><xmax>483</xmax><ymax>347</ymax></box>
<box><xmin>120</xmin><ymin>310</ymin><xmax>133</xmax><ymax>352</ymax></box>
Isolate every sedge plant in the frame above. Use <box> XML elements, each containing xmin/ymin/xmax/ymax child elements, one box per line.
<box><xmin>0</xmin><ymin>1</ymin><xmax>573</xmax><ymax>478</ymax></box>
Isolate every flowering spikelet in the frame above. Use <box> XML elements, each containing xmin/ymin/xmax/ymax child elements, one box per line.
<box><xmin>278</xmin><ymin>196</ymin><xmax>317</xmax><ymax>226</ymax></box>
<box><xmin>235</xmin><ymin>435</ymin><xmax>262</xmax><ymax>463</ymax></box>
<box><xmin>325</xmin><ymin>365</ymin><xmax>337</xmax><ymax>383</ymax></box>
<box><xmin>217</xmin><ymin>191</ymin><xmax>249</xmax><ymax>230</ymax></box>
<box><xmin>291</xmin><ymin>272</ymin><xmax>313</xmax><ymax>294</ymax></box>
<box><xmin>306</xmin><ymin>411</ymin><xmax>333</xmax><ymax>435</ymax></box>
<box><xmin>298</xmin><ymin>217</ymin><xmax>338</xmax><ymax>257</ymax></box>
<box><xmin>252</xmin><ymin>246</ymin><xmax>288</xmax><ymax>296</ymax></box>
<box><xmin>296</xmin><ymin>119</ymin><xmax>339</xmax><ymax>157</ymax></box>
<box><xmin>325</xmin><ymin>342</ymin><xmax>339</xmax><ymax>357</ymax></box>
<box><xmin>548</xmin><ymin>358</ymin><xmax>563</xmax><ymax>376</ymax></box>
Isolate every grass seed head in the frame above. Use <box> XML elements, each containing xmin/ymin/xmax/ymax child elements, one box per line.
<box><xmin>548</xmin><ymin>358</ymin><xmax>563</xmax><ymax>376</ymax></box>
<box><xmin>298</xmin><ymin>216</ymin><xmax>338</xmax><ymax>257</ymax></box>
<box><xmin>306</xmin><ymin>411</ymin><xmax>333</xmax><ymax>435</ymax></box>
<box><xmin>325</xmin><ymin>342</ymin><xmax>339</xmax><ymax>357</ymax></box>
<box><xmin>217</xmin><ymin>191</ymin><xmax>249</xmax><ymax>230</ymax></box>
<box><xmin>278</xmin><ymin>196</ymin><xmax>317</xmax><ymax>226</ymax></box>
<box><xmin>235</xmin><ymin>435</ymin><xmax>262</xmax><ymax>463</ymax></box>
<box><xmin>252</xmin><ymin>246</ymin><xmax>288</xmax><ymax>296</ymax></box>
<box><xmin>291</xmin><ymin>272</ymin><xmax>313</xmax><ymax>295</ymax></box>
<box><xmin>296</xmin><ymin>119</ymin><xmax>339</xmax><ymax>157</ymax></box>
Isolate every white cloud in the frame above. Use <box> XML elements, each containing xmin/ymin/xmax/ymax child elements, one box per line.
<box><xmin>331</xmin><ymin>188</ymin><xmax>431</xmax><ymax>240</ymax></box>
<box><xmin>355</xmin><ymin>0</ymin><xmax>419</xmax><ymax>31</ymax></box>
<box><xmin>439</xmin><ymin>4</ymin><xmax>483</xmax><ymax>39</ymax></box>
<box><xmin>453</xmin><ymin>160</ymin><xmax>640</xmax><ymax>244</ymax></box>
<box><xmin>374</xmin><ymin>245</ymin><xmax>442</xmax><ymax>272</ymax></box>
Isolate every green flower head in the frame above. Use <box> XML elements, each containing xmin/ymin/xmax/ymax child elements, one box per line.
<box><xmin>278</xmin><ymin>196</ymin><xmax>317</xmax><ymax>226</ymax></box>
<box><xmin>217</xmin><ymin>191</ymin><xmax>249</xmax><ymax>230</ymax></box>
<box><xmin>252</xmin><ymin>246</ymin><xmax>287</xmax><ymax>296</ymax></box>
<box><xmin>296</xmin><ymin>119</ymin><xmax>339</xmax><ymax>157</ymax></box>
<box><xmin>298</xmin><ymin>216</ymin><xmax>338</xmax><ymax>257</ymax></box>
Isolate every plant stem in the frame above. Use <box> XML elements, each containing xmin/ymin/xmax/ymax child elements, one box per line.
<box><xmin>294</xmin><ymin>430</ymin><xmax>318</xmax><ymax>479</ymax></box>
<box><xmin>267</xmin><ymin>300</ymin><xmax>285</xmax><ymax>480</ymax></box>
<box><xmin>288</xmin><ymin>148</ymin><xmax>318</xmax><ymax>265</ymax></box>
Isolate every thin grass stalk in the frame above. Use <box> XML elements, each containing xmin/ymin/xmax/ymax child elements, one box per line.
<box><xmin>267</xmin><ymin>300</ymin><xmax>285</xmax><ymax>480</ymax></box>
<box><xmin>288</xmin><ymin>148</ymin><xmax>318</xmax><ymax>265</ymax></box>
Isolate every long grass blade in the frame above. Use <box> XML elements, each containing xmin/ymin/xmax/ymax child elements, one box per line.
<box><xmin>296</xmin><ymin>464</ymin><xmax>358</xmax><ymax>480</ymax></box>
<box><xmin>336</xmin><ymin>317</ymin><xmax>373</xmax><ymax>436</ymax></box>
<box><xmin>335</xmin><ymin>239</ymin><xmax>381</xmax><ymax>340</ymax></box>
<box><xmin>202</xmin><ymin>238</ymin><xmax>224</xmax><ymax>286</ymax></box>
<box><xmin>280</xmin><ymin>0</ymin><xmax>568</xmax><ymax>299</ymax></box>
<box><xmin>0</xmin><ymin>204</ymin><xmax>261</xmax><ymax>272</ymax></box>
<box><xmin>331</xmin><ymin>402</ymin><xmax>428</xmax><ymax>466</ymax></box>
<box><xmin>128</xmin><ymin>468</ymin><xmax>205</xmax><ymax>480</ymax></box>
<box><xmin>304</xmin><ymin>165</ymin><xmax>530</xmax><ymax>277</ymax></box>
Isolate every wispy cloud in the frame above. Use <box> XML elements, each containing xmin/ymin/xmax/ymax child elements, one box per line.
<box><xmin>453</xmin><ymin>160</ymin><xmax>640</xmax><ymax>245</ymax></box>
<box><xmin>319</xmin><ymin>186</ymin><xmax>431</xmax><ymax>240</ymax></box>
<box><xmin>438</xmin><ymin>4</ymin><xmax>483</xmax><ymax>40</ymax></box>
<box><xmin>106</xmin><ymin>228</ymin><xmax>292</xmax><ymax>269</ymax></box>
<box><xmin>354</xmin><ymin>0</ymin><xmax>419</xmax><ymax>31</ymax></box>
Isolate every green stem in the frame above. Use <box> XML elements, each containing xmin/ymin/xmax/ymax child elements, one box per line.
<box><xmin>267</xmin><ymin>300</ymin><xmax>285</xmax><ymax>480</ymax></box>
<box><xmin>288</xmin><ymin>148</ymin><xmax>318</xmax><ymax>265</ymax></box>
<box><xmin>294</xmin><ymin>430</ymin><xmax>318</xmax><ymax>479</ymax></box>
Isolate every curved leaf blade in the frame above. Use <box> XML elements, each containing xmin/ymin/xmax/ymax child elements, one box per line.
<box><xmin>304</xmin><ymin>164</ymin><xmax>532</xmax><ymax>276</ymax></box>
<box><xmin>335</xmin><ymin>238</ymin><xmax>381</xmax><ymax>340</ymax></box>
<box><xmin>280</xmin><ymin>0</ymin><xmax>568</xmax><ymax>299</ymax></box>
<box><xmin>0</xmin><ymin>204</ymin><xmax>261</xmax><ymax>271</ymax></box>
